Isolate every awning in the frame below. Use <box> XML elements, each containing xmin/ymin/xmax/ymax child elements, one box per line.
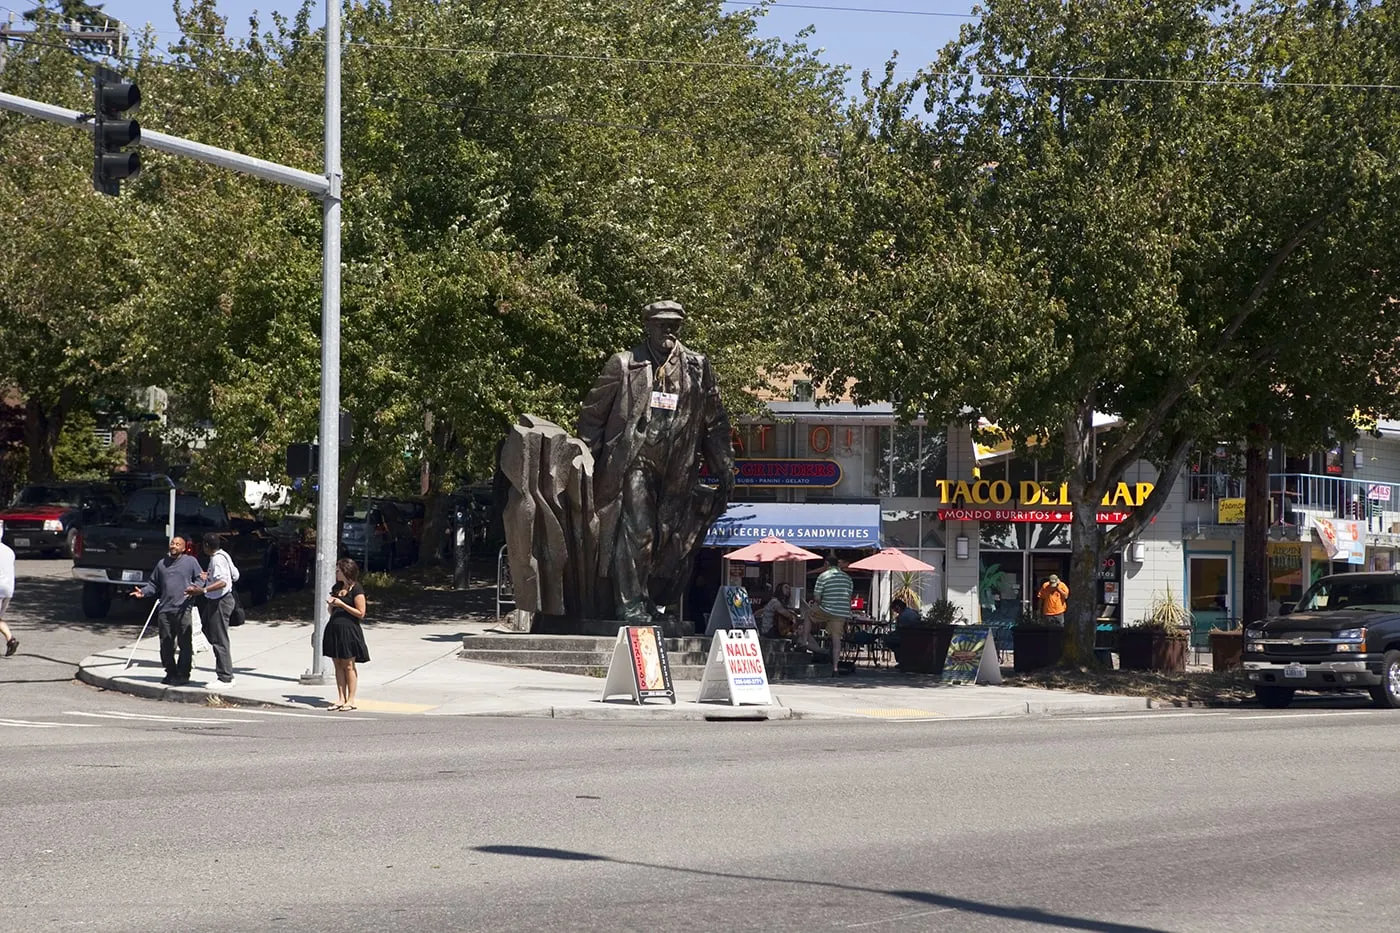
<box><xmin>705</xmin><ymin>502</ymin><xmax>881</xmax><ymax>549</ymax></box>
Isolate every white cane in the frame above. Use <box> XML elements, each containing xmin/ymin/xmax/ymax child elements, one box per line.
<box><xmin>123</xmin><ymin>600</ymin><xmax>160</xmax><ymax>671</ymax></box>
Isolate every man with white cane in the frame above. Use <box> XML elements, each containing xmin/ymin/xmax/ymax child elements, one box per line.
<box><xmin>129</xmin><ymin>537</ymin><xmax>203</xmax><ymax>686</ymax></box>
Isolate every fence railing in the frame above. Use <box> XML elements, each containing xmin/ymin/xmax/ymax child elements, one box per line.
<box><xmin>1189</xmin><ymin>472</ymin><xmax>1400</xmax><ymax>531</ymax></box>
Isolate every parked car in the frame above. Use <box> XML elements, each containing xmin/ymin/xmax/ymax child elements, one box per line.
<box><xmin>0</xmin><ymin>482</ymin><xmax>123</xmax><ymax>557</ymax></box>
<box><xmin>340</xmin><ymin>498</ymin><xmax>417</xmax><ymax>571</ymax></box>
<box><xmin>71</xmin><ymin>486</ymin><xmax>281</xmax><ymax>619</ymax></box>
<box><xmin>386</xmin><ymin>497</ymin><xmax>427</xmax><ymax>550</ymax></box>
<box><xmin>1242</xmin><ymin>571</ymin><xmax>1400</xmax><ymax>709</ymax></box>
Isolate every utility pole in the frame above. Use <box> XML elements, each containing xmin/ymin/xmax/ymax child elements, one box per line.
<box><xmin>0</xmin><ymin>6</ymin><xmax>342</xmax><ymax>686</ymax></box>
<box><xmin>305</xmin><ymin>0</ymin><xmax>342</xmax><ymax>685</ymax></box>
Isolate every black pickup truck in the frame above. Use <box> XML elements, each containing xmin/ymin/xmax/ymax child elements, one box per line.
<box><xmin>1242</xmin><ymin>571</ymin><xmax>1400</xmax><ymax>709</ymax></box>
<box><xmin>70</xmin><ymin>487</ymin><xmax>281</xmax><ymax>619</ymax></box>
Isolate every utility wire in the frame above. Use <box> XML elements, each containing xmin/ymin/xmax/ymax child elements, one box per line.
<box><xmin>722</xmin><ymin>1</ymin><xmax>975</xmax><ymax>17</ymax></box>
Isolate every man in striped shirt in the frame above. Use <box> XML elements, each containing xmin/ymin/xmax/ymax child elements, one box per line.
<box><xmin>810</xmin><ymin>553</ymin><xmax>854</xmax><ymax>676</ymax></box>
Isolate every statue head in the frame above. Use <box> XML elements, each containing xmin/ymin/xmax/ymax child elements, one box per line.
<box><xmin>641</xmin><ymin>300</ymin><xmax>685</xmax><ymax>359</ymax></box>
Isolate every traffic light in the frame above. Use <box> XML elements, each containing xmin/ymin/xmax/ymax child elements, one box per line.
<box><xmin>92</xmin><ymin>64</ymin><xmax>141</xmax><ymax>196</ymax></box>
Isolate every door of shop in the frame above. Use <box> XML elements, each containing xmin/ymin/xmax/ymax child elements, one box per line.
<box><xmin>1188</xmin><ymin>554</ymin><xmax>1232</xmax><ymax>650</ymax></box>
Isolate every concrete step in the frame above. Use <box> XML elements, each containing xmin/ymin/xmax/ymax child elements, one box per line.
<box><xmin>461</xmin><ymin>633</ymin><xmax>711</xmax><ymax>653</ymax></box>
<box><xmin>459</xmin><ymin>632</ymin><xmax>821</xmax><ymax>682</ymax></box>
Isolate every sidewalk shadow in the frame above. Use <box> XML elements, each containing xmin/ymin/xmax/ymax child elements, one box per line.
<box><xmin>283</xmin><ymin>694</ymin><xmax>336</xmax><ymax>708</ymax></box>
<box><xmin>472</xmin><ymin>845</ymin><xmax>1171</xmax><ymax>933</ymax></box>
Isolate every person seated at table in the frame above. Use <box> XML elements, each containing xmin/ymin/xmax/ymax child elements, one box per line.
<box><xmin>758</xmin><ymin>582</ymin><xmax>795</xmax><ymax>637</ymax></box>
<box><xmin>881</xmin><ymin>598</ymin><xmax>922</xmax><ymax>652</ymax></box>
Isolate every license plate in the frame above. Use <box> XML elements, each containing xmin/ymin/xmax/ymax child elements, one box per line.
<box><xmin>121</xmin><ymin>570</ymin><xmax>143</xmax><ymax>583</ymax></box>
<box><xmin>1284</xmin><ymin>663</ymin><xmax>1307</xmax><ymax>679</ymax></box>
<box><xmin>13</xmin><ymin>537</ymin><xmax>29</xmax><ymax>547</ymax></box>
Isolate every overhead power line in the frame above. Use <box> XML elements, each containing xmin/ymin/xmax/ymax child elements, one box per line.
<box><xmin>722</xmin><ymin>1</ymin><xmax>976</xmax><ymax>17</ymax></box>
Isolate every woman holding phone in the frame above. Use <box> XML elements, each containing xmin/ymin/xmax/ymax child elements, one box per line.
<box><xmin>323</xmin><ymin>558</ymin><xmax>369</xmax><ymax>711</ymax></box>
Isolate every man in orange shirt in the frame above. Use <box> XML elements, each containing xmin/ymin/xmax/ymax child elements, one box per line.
<box><xmin>1037</xmin><ymin>574</ymin><xmax>1069</xmax><ymax>624</ymax></box>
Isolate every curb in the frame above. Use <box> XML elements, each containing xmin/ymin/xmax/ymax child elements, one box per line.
<box><xmin>547</xmin><ymin>704</ymin><xmax>790</xmax><ymax>722</ymax></box>
<box><xmin>78</xmin><ymin>665</ymin><xmax>302</xmax><ymax>710</ymax></box>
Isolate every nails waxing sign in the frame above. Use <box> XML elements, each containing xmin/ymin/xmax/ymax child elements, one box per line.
<box><xmin>697</xmin><ymin>629</ymin><xmax>774</xmax><ymax>706</ymax></box>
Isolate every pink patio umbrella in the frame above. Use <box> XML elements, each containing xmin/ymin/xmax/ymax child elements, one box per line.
<box><xmin>847</xmin><ymin>548</ymin><xmax>938</xmax><ymax>573</ymax></box>
<box><xmin>725</xmin><ymin>536</ymin><xmax>825</xmax><ymax>563</ymax></box>
<box><xmin>847</xmin><ymin>548</ymin><xmax>938</xmax><ymax>619</ymax></box>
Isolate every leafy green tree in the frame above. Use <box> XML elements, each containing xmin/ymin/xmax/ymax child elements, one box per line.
<box><xmin>796</xmin><ymin>0</ymin><xmax>1400</xmax><ymax>662</ymax></box>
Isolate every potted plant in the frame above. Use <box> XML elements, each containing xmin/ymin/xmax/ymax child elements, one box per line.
<box><xmin>1012</xmin><ymin>604</ymin><xmax>1064</xmax><ymax>673</ymax></box>
<box><xmin>888</xmin><ymin>598</ymin><xmax>964</xmax><ymax>675</ymax></box>
<box><xmin>1209</xmin><ymin>621</ymin><xmax>1243</xmax><ymax>672</ymax></box>
<box><xmin>1120</xmin><ymin>591</ymin><xmax>1190</xmax><ymax>672</ymax></box>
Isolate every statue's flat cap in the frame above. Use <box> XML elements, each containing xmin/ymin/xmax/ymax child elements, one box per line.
<box><xmin>642</xmin><ymin>300</ymin><xmax>685</xmax><ymax>321</ymax></box>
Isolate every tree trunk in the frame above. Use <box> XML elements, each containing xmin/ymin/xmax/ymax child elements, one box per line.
<box><xmin>23</xmin><ymin>396</ymin><xmax>67</xmax><ymax>482</ymax></box>
<box><xmin>1242</xmin><ymin>425</ymin><xmax>1271</xmax><ymax>626</ymax></box>
<box><xmin>1061</xmin><ymin>401</ymin><xmax>1102</xmax><ymax>666</ymax></box>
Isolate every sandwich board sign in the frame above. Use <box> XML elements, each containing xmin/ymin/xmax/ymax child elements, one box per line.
<box><xmin>601</xmin><ymin>626</ymin><xmax>676</xmax><ymax>705</ymax></box>
<box><xmin>705</xmin><ymin>585</ymin><xmax>757</xmax><ymax>636</ymax></box>
<box><xmin>940</xmin><ymin>627</ymin><xmax>1003</xmax><ymax>685</ymax></box>
<box><xmin>697</xmin><ymin>628</ymin><xmax>773</xmax><ymax>706</ymax></box>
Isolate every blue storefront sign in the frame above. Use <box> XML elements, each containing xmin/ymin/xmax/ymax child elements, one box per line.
<box><xmin>704</xmin><ymin>502</ymin><xmax>881</xmax><ymax>549</ymax></box>
<box><xmin>700</xmin><ymin>459</ymin><xmax>843</xmax><ymax>488</ymax></box>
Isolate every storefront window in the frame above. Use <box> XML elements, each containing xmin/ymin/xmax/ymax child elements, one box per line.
<box><xmin>979</xmin><ymin>522</ymin><xmax>1026</xmax><ymax>550</ymax></box>
<box><xmin>1267</xmin><ymin>541</ymin><xmax>1305</xmax><ymax>615</ymax></box>
<box><xmin>919</xmin><ymin>428</ymin><xmax>947</xmax><ymax>498</ymax></box>
<box><xmin>1029</xmin><ymin>523</ymin><xmax>1071</xmax><ymax>549</ymax></box>
<box><xmin>864</xmin><ymin>426</ymin><xmax>891</xmax><ymax>498</ymax></box>
<box><xmin>979</xmin><ymin>554</ymin><xmax>1024</xmax><ymax>626</ymax></box>
<box><xmin>891</xmin><ymin>425</ymin><xmax>920</xmax><ymax>498</ymax></box>
<box><xmin>881</xmin><ymin>510</ymin><xmax>920</xmax><ymax>549</ymax></box>
<box><xmin>920</xmin><ymin>511</ymin><xmax>945</xmax><ymax>548</ymax></box>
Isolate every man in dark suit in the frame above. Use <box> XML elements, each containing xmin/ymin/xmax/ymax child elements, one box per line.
<box><xmin>578</xmin><ymin>300</ymin><xmax>735</xmax><ymax>624</ymax></box>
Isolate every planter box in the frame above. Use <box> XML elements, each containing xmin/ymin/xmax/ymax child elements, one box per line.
<box><xmin>1119</xmin><ymin>628</ymin><xmax>1188</xmax><ymax>672</ymax></box>
<box><xmin>1210</xmin><ymin>630</ymin><xmax>1243</xmax><ymax>671</ymax></box>
<box><xmin>1013</xmin><ymin>626</ymin><xmax>1064</xmax><ymax>672</ymax></box>
<box><xmin>891</xmin><ymin>624</ymin><xmax>956</xmax><ymax>675</ymax></box>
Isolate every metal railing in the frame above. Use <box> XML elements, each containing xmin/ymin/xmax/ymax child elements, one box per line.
<box><xmin>1190</xmin><ymin>472</ymin><xmax>1399</xmax><ymax>532</ymax></box>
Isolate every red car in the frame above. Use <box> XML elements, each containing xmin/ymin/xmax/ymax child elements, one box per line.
<box><xmin>0</xmin><ymin>483</ymin><xmax>123</xmax><ymax>558</ymax></box>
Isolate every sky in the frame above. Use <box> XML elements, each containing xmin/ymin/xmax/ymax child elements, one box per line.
<box><xmin>78</xmin><ymin>0</ymin><xmax>977</xmax><ymax>97</ymax></box>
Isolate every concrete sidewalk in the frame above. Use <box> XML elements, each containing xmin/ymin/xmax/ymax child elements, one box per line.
<box><xmin>77</xmin><ymin>618</ymin><xmax>1152</xmax><ymax>721</ymax></box>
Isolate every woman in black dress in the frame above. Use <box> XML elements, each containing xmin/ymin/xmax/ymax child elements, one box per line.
<box><xmin>323</xmin><ymin>558</ymin><xmax>369</xmax><ymax>711</ymax></box>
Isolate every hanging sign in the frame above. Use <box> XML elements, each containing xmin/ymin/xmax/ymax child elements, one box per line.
<box><xmin>940</xmin><ymin>627</ymin><xmax>1003</xmax><ymax>685</ymax></box>
<box><xmin>697</xmin><ymin>629</ymin><xmax>774</xmax><ymax>706</ymax></box>
<box><xmin>1217</xmin><ymin>498</ymin><xmax>1246</xmax><ymax>524</ymax></box>
<box><xmin>705</xmin><ymin>585</ymin><xmax>757</xmax><ymax>636</ymax></box>
<box><xmin>938</xmin><ymin>508</ymin><xmax>1131</xmax><ymax>524</ymax></box>
<box><xmin>601</xmin><ymin>626</ymin><xmax>676</xmax><ymax>705</ymax></box>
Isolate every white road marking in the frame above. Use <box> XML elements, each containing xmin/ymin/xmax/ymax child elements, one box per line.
<box><xmin>1234</xmin><ymin>711</ymin><xmax>1376</xmax><ymax>720</ymax></box>
<box><xmin>1073</xmin><ymin>712</ymin><xmax>1231</xmax><ymax>721</ymax></box>
<box><xmin>65</xmin><ymin>710</ymin><xmax>258</xmax><ymax>725</ymax></box>
<box><xmin>0</xmin><ymin>718</ymin><xmax>101</xmax><ymax>729</ymax></box>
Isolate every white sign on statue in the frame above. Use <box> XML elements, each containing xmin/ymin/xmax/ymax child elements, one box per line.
<box><xmin>696</xmin><ymin>629</ymin><xmax>773</xmax><ymax>706</ymax></box>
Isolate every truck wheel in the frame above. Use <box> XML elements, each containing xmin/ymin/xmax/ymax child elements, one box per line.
<box><xmin>1254</xmin><ymin>685</ymin><xmax>1295</xmax><ymax>709</ymax></box>
<box><xmin>64</xmin><ymin>528</ymin><xmax>79</xmax><ymax>559</ymax></box>
<box><xmin>1368</xmin><ymin>650</ymin><xmax>1400</xmax><ymax>709</ymax></box>
<box><xmin>81</xmin><ymin>583</ymin><xmax>112</xmax><ymax>620</ymax></box>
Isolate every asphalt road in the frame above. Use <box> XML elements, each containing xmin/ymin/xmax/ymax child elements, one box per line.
<box><xmin>3</xmin><ymin>558</ymin><xmax>1399</xmax><ymax>933</ymax></box>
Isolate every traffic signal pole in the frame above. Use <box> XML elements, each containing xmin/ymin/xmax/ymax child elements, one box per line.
<box><xmin>0</xmin><ymin>3</ymin><xmax>341</xmax><ymax>685</ymax></box>
<box><xmin>307</xmin><ymin>0</ymin><xmax>342</xmax><ymax>684</ymax></box>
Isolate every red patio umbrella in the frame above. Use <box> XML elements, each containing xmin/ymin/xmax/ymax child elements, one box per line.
<box><xmin>847</xmin><ymin>548</ymin><xmax>937</xmax><ymax>573</ymax></box>
<box><xmin>725</xmin><ymin>536</ymin><xmax>824</xmax><ymax>563</ymax></box>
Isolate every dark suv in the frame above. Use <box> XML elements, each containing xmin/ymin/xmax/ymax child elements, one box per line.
<box><xmin>1242</xmin><ymin>572</ymin><xmax>1400</xmax><ymax>709</ymax></box>
<box><xmin>0</xmin><ymin>482</ymin><xmax>123</xmax><ymax>557</ymax></box>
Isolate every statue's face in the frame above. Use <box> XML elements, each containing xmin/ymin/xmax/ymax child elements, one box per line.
<box><xmin>644</xmin><ymin>317</ymin><xmax>683</xmax><ymax>357</ymax></box>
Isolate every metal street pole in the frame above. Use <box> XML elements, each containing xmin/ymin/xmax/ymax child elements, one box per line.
<box><xmin>303</xmin><ymin>0</ymin><xmax>342</xmax><ymax>684</ymax></box>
